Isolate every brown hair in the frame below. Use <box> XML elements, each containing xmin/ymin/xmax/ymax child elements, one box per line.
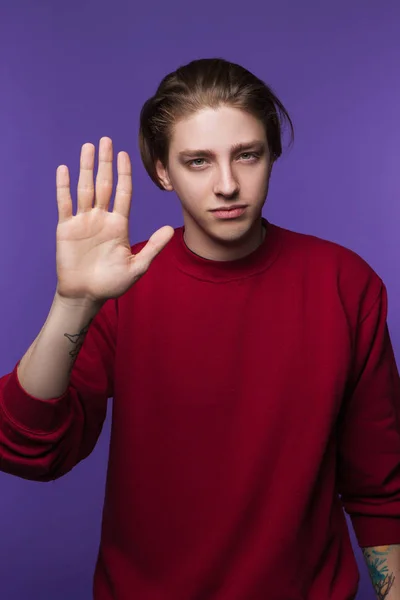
<box><xmin>139</xmin><ymin>58</ymin><xmax>294</xmax><ymax>190</ymax></box>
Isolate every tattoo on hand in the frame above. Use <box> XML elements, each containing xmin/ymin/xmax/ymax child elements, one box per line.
<box><xmin>362</xmin><ymin>546</ymin><xmax>395</xmax><ymax>600</ymax></box>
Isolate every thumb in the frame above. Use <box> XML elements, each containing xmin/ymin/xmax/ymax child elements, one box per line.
<box><xmin>129</xmin><ymin>226</ymin><xmax>175</xmax><ymax>277</ymax></box>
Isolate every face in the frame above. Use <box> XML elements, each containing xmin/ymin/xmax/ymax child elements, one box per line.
<box><xmin>155</xmin><ymin>105</ymin><xmax>273</xmax><ymax>261</ymax></box>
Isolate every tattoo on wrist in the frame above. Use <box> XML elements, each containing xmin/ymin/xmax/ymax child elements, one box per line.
<box><xmin>64</xmin><ymin>318</ymin><xmax>94</xmax><ymax>372</ymax></box>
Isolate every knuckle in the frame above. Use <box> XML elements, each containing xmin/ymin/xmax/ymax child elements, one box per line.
<box><xmin>116</xmin><ymin>186</ymin><xmax>131</xmax><ymax>196</ymax></box>
<box><xmin>97</xmin><ymin>179</ymin><xmax>113</xmax><ymax>187</ymax></box>
<box><xmin>77</xmin><ymin>184</ymin><xmax>94</xmax><ymax>192</ymax></box>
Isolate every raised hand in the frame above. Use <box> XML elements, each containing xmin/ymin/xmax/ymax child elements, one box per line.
<box><xmin>55</xmin><ymin>137</ymin><xmax>174</xmax><ymax>304</ymax></box>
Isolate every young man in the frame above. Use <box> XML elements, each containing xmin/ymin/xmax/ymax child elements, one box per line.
<box><xmin>1</xmin><ymin>58</ymin><xmax>400</xmax><ymax>600</ymax></box>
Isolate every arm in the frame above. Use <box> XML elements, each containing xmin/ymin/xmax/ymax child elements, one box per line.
<box><xmin>361</xmin><ymin>544</ymin><xmax>400</xmax><ymax>600</ymax></box>
<box><xmin>0</xmin><ymin>291</ymin><xmax>116</xmax><ymax>481</ymax></box>
<box><xmin>0</xmin><ymin>137</ymin><xmax>170</xmax><ymax>483</ymax></box>
<box><xmin>17</xmin><ymin>291</ymin><xmax>102</xmax><ymax>399</ymax></box>
<box><xmin>336</xmin><ymin>281</ymin><xmax>400</xmax><ymax>573</ymax></box>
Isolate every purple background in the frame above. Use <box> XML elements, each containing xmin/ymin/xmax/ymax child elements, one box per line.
<box><xmin>1</xmin><ymin>1</ymin><xmax>399</xmax><ymax>598</ymax></box>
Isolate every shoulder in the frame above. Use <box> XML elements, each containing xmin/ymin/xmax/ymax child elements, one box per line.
<box><xmin>277</xmin><ymin>223</ymin><xmax>374</xmax><ymax>270</ymax></box>
<box><xmin>274</xmin><ymin>222</ymin><xmax>384</xmax><ymax>315</ymax></box>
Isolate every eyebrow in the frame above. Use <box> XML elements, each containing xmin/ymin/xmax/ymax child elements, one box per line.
<box><xmin>178</xmin><ymin>140</ymin><xmax>266</xmax><ymax>159</ymax></box>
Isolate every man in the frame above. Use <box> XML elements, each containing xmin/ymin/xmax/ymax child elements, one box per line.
<box><xmin>1</xmin><ymin>58</ymin><xmax>399</xmax><ymax>599</ymax></box>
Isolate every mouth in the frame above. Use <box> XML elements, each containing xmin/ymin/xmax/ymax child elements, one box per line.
<box><xmin>210</xmin><ymin>206</ymin><xmax>247</xmax><ymax>219</ymax></box>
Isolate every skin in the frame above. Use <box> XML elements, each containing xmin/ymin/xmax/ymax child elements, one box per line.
<box><xmin>155</xmin><ymin>105</ymin><xmax>274</xmax><ymax>262</ymax></box>
<box><xmin>362</xmin><ymin>545</ymin><xmax>398</xmax><ymax>599</ymax></box>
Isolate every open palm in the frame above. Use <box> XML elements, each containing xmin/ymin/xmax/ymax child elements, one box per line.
<box><xmin>55</xmin><ymin>137</ymin><xmax>174</xmax><ymax>304</ymax></box>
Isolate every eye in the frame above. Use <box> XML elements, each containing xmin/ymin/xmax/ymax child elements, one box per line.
<box><xmin>188</xmin><ymin>158</ymin><xmax>207</xmax><ymax>167</ymax></box>
<box><xmin>239</xmin><ymin>152</ymin><xmax>259</xmax><ymax>161</ymax></box>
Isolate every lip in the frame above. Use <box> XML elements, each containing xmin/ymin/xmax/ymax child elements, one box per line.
<box><xmin>210</xmin><ymin>205</ymin><xmax>247</xmax><ymax>212</ymax></box>
<box><xmin>211</xmin><ymin>206</ymin><xmax>247</xmax><ymax>220</ymax></box>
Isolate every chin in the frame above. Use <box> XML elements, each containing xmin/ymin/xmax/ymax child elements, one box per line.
<box><xmin>208</xmin><ymin>221</ymin><xmax>255</xmax><ymax>244</ymax></box>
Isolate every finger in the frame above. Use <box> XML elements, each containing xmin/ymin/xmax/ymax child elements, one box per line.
<box><xmin>113</xmin><ymin>151</ymin><xmax>133</xmax><ymax>219</ymax></box>
<box><xmin>132</xmin><ymin>226</ymin><xmax>175</xmax><ymax>274</ymax></box>
<box><xmin>56</xmin><ymin>165</ymin><xmax>73</xmax><ymax>223</ymax></box>
<box><xmin>95</xmin><ymin>137</ymin><xmax>113</xmax><ymax>210</ymax></box>
<box><xmin>77</xmin><ymin>143</ymin><xmax>95</xmax><ymax>213</ymax></box>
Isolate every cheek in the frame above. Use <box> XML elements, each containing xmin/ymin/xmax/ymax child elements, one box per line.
<box><xmin>240</xmin><ymin>166</ymin><xmax>270</xmax><ymax>195</ymax></box>
<box><xmin>170</xmin><ymin>169</ymin><xmax>210</xmax><ymax>201</ymax></box>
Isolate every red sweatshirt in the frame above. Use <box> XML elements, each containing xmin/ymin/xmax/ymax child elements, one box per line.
<box><xmin>1</xmin><ymin>217</ymin><xmax>400</xmax><ymax>600</ymax></box>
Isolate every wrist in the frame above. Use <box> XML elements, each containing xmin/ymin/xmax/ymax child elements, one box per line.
<box><xmin>53</xmin><ymin>289</ymin><xmax>104</xmax><ymax>315</ymax></box>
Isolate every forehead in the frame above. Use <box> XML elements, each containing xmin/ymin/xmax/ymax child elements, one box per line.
<box><xmin>169</xmin><ymin>106</ymin><xmax>266</xmax><ymax>151</ymax></box>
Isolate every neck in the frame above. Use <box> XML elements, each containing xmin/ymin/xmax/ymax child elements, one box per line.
<box><xmin>183</xmin><ymin>218</ymin><xmax>266</xmax><ymax>262</ymax></box>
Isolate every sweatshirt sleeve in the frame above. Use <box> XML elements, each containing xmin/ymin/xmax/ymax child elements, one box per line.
<box><xmin>337</xmin><ymin>281</ymin><xmax>400</xmax><ymax>547</ymax></box>
<box><xmin>0</xmin><ymin>298</ymin><xmax>117</xmax><ymax>482</ymax></box>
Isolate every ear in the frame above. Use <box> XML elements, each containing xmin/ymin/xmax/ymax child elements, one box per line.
<box><xmin>155</xmin><ymin>159</ymin><xmax>174</xmax><ymax>191</ymax></box>
<box><xmin>267</xmin><ymin>158</ymin><xmax>274</xmax><ymax>178</ymax></box>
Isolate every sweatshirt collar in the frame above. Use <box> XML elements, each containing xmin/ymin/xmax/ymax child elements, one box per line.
<box><xmin>171</xmin><ymin>217</ymin><xmax>282</xmax><ymax>282</ymax></box>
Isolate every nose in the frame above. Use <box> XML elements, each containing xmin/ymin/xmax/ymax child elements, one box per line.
<box><xmin>213</xmin><ymin>165</ymin><xmax>240</xmax><ymax>197</ymax></box>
